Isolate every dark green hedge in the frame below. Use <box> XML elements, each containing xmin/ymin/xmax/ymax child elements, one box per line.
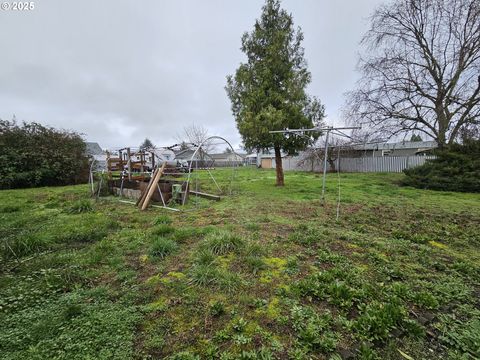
<box><xmin>403</xmin><ymin>140</ymin><xmax>480</xmax><ymax>193</ymax></box>
<box><xmin>0</xmin><ymin>120</ymin><xmax>89</xmax><ymax>189</ymax></box>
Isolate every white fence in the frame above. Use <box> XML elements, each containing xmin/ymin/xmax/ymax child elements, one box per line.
<box><xmin>272</xmin><ymin>155</ymin><xmax>436</xmax><ymax>173</ymax></box>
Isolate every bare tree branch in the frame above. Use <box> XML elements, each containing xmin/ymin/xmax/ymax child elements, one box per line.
<box><xmin>346</xmin><ymin>0</ymin><xmax>480</xmax><ymax>147</ymax></box>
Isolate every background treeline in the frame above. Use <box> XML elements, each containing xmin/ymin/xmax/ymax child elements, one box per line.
<box><xmin>0</xmin><ymin>120</ymin><xmax>89</xmax><ymax>189</ymax></box>
<box><xmin>403</xmin><ymin>139</ymin><xmax>480</xmax><ymax>193</ymax></box>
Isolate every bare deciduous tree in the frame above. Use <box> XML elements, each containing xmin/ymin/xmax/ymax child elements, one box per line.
<box><xmin>347</xmin><ymin>0</ymin><xmax>480</xmax><ymax>148</ymax></box>
<box><xmin>176</xmin><ymin>124</ymin><xmax>214</xmax><ymax>155</ymax></box>
<box><xmin>298</xmin><ymin>137</ymin><xmax>351</xmax><ymax>172</ymax></box>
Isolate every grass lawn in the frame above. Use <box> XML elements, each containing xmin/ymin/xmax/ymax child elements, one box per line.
<box><xmin>1</xmin><ymin>168</ymin><xmax>479</xmax><ymax>359</ymax></box>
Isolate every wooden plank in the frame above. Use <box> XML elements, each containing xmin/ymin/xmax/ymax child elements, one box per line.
<box><xmin>135</xmin><ymin>168</ymin><xmax>158</xmax><ymax>206</ymax></box>
<box><xmin>127</xmin><ymin>147</ymin><xmax>132</xmax><ymax>181</ymax></box>
<box><xmin>141</xmin><ymin>162</ymin><xmax>167</xmax><ymax>210</ymax></box>
<box><xmin>188</xmin><ymin>190</ymin><xmax>221</xmax><ymax>201</ymax></box>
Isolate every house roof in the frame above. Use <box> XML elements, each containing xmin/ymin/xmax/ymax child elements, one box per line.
<box><xmin>174</xmin><ymin>149</ymin><xmax>194</xmax><ymax>157</ymax></box>
<box><xmin>351</xmin><ymin>140</ymin><xmax>437</xmax><ymax>151</ymax></box>
<box><xmin>85</xmin><ymin>142</ymin><xmax>103</xmax><ymax>156</ymax></box>
<box><xmin>209</xmin><ymin>153</ymin><xmax>229</xmax><ymax>160</ymax></box>
<box><xmin>209</xmin><ymin>153</ymin><xmax>246</xmax><ymax>160</ymax></box>
<box><xmin>261</xmin><ymin>152</ymin><xmax>287</xmax><ymax>158</ymax></box>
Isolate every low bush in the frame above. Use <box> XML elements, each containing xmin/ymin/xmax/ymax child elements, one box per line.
<box><xmin>403</xmin><ymin>140</ymin><xmax>480</xmax><ymax>192</ymax></box>
<box><xmin>0</xmin><ymin>119</ymin><xmax>89</xmax><ymax>189</ymax></box>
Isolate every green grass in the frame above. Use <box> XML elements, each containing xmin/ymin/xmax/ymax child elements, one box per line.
<box><xmin>150</xmin><ymin>237</ymin><xmax>178</xmax><ymax>258</ymax></box>
<box><xmin>202</xmin><ymin>229</ymin><xmax>244</xmax><ymax>255</ymax></box>
<box><xmin>0</xmin><ymin>168</ymin><xmax>479</xmax><ymax>359</ymax></box>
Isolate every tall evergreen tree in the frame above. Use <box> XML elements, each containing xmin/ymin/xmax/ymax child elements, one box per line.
<box><xmin>139</xmin><ymin>138</ymin><xmax>154</xmax><ymax>151</ymax></box>
<box><xmin>226</xmin><ymin>0</ymin><xmax>324</xmax><ymax>186</ymax></box>
<box><xmin>410</xmin><ymin>134</ymin><xmax>422</xmax><ymax>142</ymax></box>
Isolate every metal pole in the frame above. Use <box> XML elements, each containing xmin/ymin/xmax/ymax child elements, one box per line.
<box><xmin>321</xmin><ymin>130</ymin><xmax>330</xmax><ymax>204</ymax></box>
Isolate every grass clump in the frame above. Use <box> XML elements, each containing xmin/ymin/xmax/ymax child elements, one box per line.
<box><xmin>245</xmin><ymin>222</ymin><xmax>260</xmax><ymax>231</ymax></box>
<box><xmin>150</xmin><ymin>237</ymin><xmax>177</xmax><ymax>258</ymax></box>
<box><xmin>152</xmin><ymin>224</ymin><xmax>176</xmax><ymax>236</ymax></box>
<box><xmin>203</xmin><ymin>229</ymin><xmax>244</xmax><ymax>255</ymax></box>
<box><xmin>67</xmin><ymin>199</ymin><xmax>93</xmax><ymax>214</ymax></box>
<box><xmin>189</xmin><ymin>264</ymin><xmax>242</xmax><ymax>292</ymax></box>
<box><xmin>288</xmin><ymin>224</ymin><xmax>326</xmax><ymax>246</ymax></box>
<box><xmin>189</xmin><ymin>264</ymin><xmax>219</xmax><ymax>287</ymax></box>
<box><xmin>154</xmin><ymin>215</ymin><xmax>172</xmax><ymax>225</ymax></box>
<box><xmin>173</xmin><ymin>227</ymin><xmax>203</xmax><ymax>243</ymax></box>
<box><xmin>0</xmin><ymin>205</ymin><xmax>21</xmax><ymax>213</ymax></box>
<box><xmin>245</xmin><ymin>255</ymin><xmax>267</xmax><ymax>274</ymax></box>
<box><xmin>194</xmin><ymin>249</ymin><xmax>216</xmax><ymax>266</ymax></box>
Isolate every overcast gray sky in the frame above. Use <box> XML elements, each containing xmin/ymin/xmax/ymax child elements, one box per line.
<box><xmin>0</xmin><ymin>0</ymin><xmax>383</xmax><ymax>149</ymax></box>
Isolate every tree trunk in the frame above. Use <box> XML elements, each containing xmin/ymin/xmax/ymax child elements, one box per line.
<box><xmin>274</xmin><ymin>146</ymin><xmax>284</xmax><ymax>186</ymax></box>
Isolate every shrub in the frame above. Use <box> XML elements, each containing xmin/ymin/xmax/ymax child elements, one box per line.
<box><xmin>150</xmin><ymin>237</ymin><xmax>177</xmax><ymax>258</ymax></box>
<box><xmin>0</xmin><ymin>119</ymin><xmax>89</xmax><ymax>189</ymax></box>
<box><xmin>403</xmin><ymin>140</ymin><xmax>480</xmax><ymax>192</ymax></box>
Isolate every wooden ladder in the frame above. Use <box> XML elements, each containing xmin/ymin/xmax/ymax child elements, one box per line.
<box><xmin>137</xmin><ymin>162</ymin><xmax>167</xmax><ymax>210</ymax></box>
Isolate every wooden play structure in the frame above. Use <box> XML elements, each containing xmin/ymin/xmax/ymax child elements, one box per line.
<box><xmin>90</xmin><ymin>136</ymin><xmax>238</xmax><ymax>211</ymax></box>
